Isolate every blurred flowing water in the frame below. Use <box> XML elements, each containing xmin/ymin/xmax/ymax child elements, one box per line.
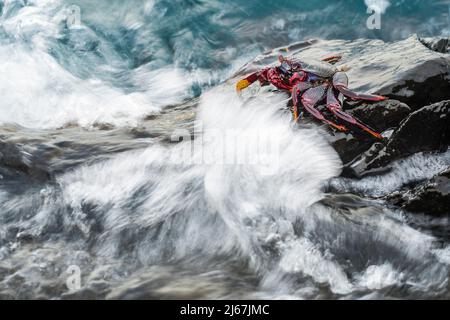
<box><xmin>0</xmin><ymin>0</ymin><xmax>449</xmax><ymax>299</ymax></box>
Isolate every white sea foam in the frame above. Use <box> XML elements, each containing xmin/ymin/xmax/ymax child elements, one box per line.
<box><xmin>331</xmin><ymin>150</ymin><xmax>450</xmax><ymax>197</ymax></box>
<box><xmin>50</xmin><ymin>87</ymin><xmax>342</xmax><ymax>275</ymax></box>
<box><xmin>357</xmin><ymin>263</ymin><xmax>404</xmax><ymax>290</ymax></box>
<box><xmin>434</xmin><ymin>246</ymin><xmax>450</xmax><ymax>265</ymax></box>
<box><xmin>0</xmin><ymin>0</ymin><xmax>193</xmax><ymax>129</ymax></box>
<box><xmin>278</xmin><ymin>238</ymin><xmax>354</xmax><ymax>295</ymax></box>
<box><xmin>365</xmin><ymin>0</ymin><xmax>391</xmax><ymax>14</ymax></box>
<box><xmin>26</xmin><ymin>87</ymin><xmax>448</xmax><ymax>295</ymax></box>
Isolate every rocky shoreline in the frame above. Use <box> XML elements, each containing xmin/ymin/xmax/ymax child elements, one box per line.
<box><xmin>1</xmin><ymin>36</ymin><xmax>450</xmax><ymax>220</ymax></box>
<box><xmin>235</xmin><ymin>35</ymin><xmax>450</xmax><ymax>218</ymax></box>
<box><xmin>0</xmin><ymin>35</ymin><xmax>449</xmax><ymax>299</ymax></box>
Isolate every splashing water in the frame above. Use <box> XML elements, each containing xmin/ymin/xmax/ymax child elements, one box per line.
<box><xmin>1</xmin><ymin>88</ymin><xmax>449</xmax><ymax>299</ymax></box>
<box><xmin>0</xmin><ymin>0</ymin><xmax>449</xmax><ymax>299</ymax></box>
<box><xmin>331</xmin><ymin>151</ymin><xmax>450</xmax><ymax>198</ymax></box>
<box><xmin>1</xmin><ymin>0</ymin><xmax>450</xmax><ymax>129</ymax></box>
<box><xmin>365</xmin><ymin>0</ymin><xmax>391</xmax><ymax>14</ymax></box>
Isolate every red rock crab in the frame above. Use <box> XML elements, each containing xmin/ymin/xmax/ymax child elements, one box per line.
<box><xmin>236</xmin><ymin>55</ymin><xmax>388</xmax><ymax>139</ymax></box>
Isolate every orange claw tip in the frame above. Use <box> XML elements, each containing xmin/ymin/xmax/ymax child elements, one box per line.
<box><xmin>331</xmin><ymin>124</ymin><xmax>348</xmax><ymax>132</ymax></box>
<box><xmin>376</xmin><ymin>133</ymin><xmax>384</xmax><ymax>139</ymax></box>
<box><xmin>236</xmin><ymin>79</ymin><xmax>250</xmax><ymax>92</ymax></box>
<box><xmin>367</xmin><ymin>130</ymin><xmax>383</xmax><ymax>139</ymax></box>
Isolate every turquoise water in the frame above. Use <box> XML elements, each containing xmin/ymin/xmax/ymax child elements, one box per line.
<box><xmin>1</xmin><ymin>0</ymin><xmax>449</xmax><ymax>97</ymax></box>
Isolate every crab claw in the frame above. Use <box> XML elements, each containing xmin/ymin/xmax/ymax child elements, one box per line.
<box><xmin>236</xmin><ymin>79</ymin><xmax>251</xmax><ymax>92</ymax></box>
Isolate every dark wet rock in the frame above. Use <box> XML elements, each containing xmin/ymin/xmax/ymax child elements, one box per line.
<box><xmin>348</xmin><ymin>100</ymin><xmax>450</xmax><ymax>177</ymax></box>
<box><xmin>0</xmin><ymin>140</ymin><xmax>50</xmax><ymax>181</ymax></box>
<box><xmin>92</xmin><ymin>122</ymin><xmax>115</xmax><ymax>131</ymax></box>
<box><xmin>16</xmin><ymin>231</ymin><xmax>35</xmax><ymax>244</ymax></box>
<box><xmin>388</xmin><ymin>100</ymin><xmax>450</xmax><ymax>154</ymax></box>
<box><xmin>420</xmin><ymin>37</ymin><xmax>450</xmax><ymax>54</ymax></box>
<box><xmin>386</xmin><ymin>168</ymin><xmax>450</xmax><ymax>216</ymax></box>
<box><xmin>320</xmin><ymin>193</ymin><xmax>383</xmax><ymax>211</ymax></box>
<box><xmin>61</xmin><ymin>288</ymin><xmax>104</xmax><ymax>300</ymax></box>
<box><xmin>106</xmin><ymin>265</ymin><xmax>254</xmax><ymax>300</ymax></box>
<box><xmin>129</xmin><ymin>127</ymin><xmax>156</xmax><ymax>139</ymax></box>
<box><xmin>0</xmin><ymin>265</ymin><xmax>12</xmax><ymax>281</ymax></box>
<box><xmin>338</xmin><ymin>36</ymin><xmax>450</xmax><ymax>111</ymax></box>
<box><xmin>346</xmin><ymin>99</ymin><xmax>411</xmax><ymax>133</ymax></box>
<box><xmin>34</xmin><ymin>282</ymin><xmax>68</xmax><ymax>300</ymax></box>
<box><xmin>342</xmin><ymin>142</ymin><xmax>388</xmax><ymax>178</ymax></box>
<box><xmin>144</xmin><ymin>114</ymin><xmax>159</xmax><ymax>121</ymax></box>
<box><xmin>327</xmin><ymin>100</ymin><xmax>409</xmax><ymax>167</ymax></box>
<box><xmin>329</xmin><ymin>133</ymin><xmax>374</xmax><ymax>167</ymax></box>
<box><xmin>233</xmin><ymin>37</ymin><xmax>450</xmax><ymax>178</ymax></box>
<box><xmin>0</xmin><ymin>293</ymin><xmax>14</xmax><ymax>299</ymax></box>
<box><xmin>233</xmin><ymin>37</ymin><xmax>450</xmax><ymax>111</ymax></box>
<box><xmin>385</xmin><ymin>72</ymin><xmax>450</xmax><ymax>111</ymax></box>
<box><xmin>0</xmin><ymin>140</ymin><xmax>31</xmax><ymax>173</ymax></box>
<box><xmin>233</xmin><ymin>39</ymin><xmax>320</xmax><ymax>78</ymax></box>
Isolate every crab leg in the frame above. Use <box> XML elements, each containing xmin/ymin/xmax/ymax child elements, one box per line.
<box><xmin>291</xmin><ymin>82</ymin><xmax>313</xmax><ymax>121</ymax></box>
<box><xmin>298</xmin><ymin>84</ymin><xmax>347</xmax><ymax>132</ymax></box>
<box><xmin>332</xmin><ymin>72</ymin><xmax>388</xmax><ymax>102</ymax></box>
<box><xmin>326</xmin><ymin>86</ymin><xmax>383</xmax><ymax>139</ymax></box>
<box><xmin>236</xmin><ymin>72</ymin><xmax>260</xmax><ymax>92</ymax></box>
